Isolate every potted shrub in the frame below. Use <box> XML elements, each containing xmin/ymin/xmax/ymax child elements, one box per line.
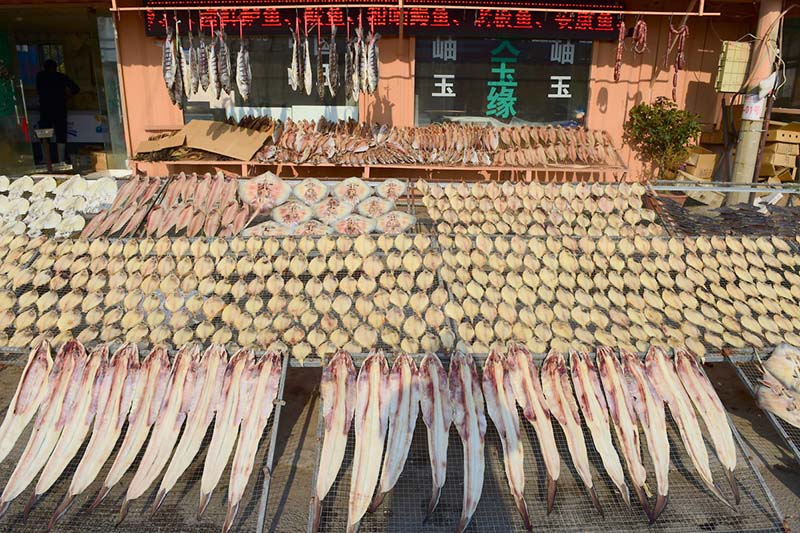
<box><xmin>623</xmin><ymin>97</ymin><xmax>701</xmax><ymax>181</ymax></box>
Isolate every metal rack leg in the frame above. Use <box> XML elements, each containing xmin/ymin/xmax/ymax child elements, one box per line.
<box><xmin>256</xmin><ymin>351</ymin><xmax>291</xmax><ymax>533</ymax></box>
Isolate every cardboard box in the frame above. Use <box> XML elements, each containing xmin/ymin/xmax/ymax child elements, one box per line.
<box><xmin>764</xmin><ymin>142</ymin><xmax>800</xmax><ymax>156</ymax></box>
<box><xmin>677</xmin><ymin>169</ymin><xmax>710</xmax><ymax>182</ymax></box>
<box><xmin>701</xmin><ymin>130</ymin><xmax>726</xmax><ymax>145</ymax></box>
<box><xmin>765</xmin><ymin>123</ymin><xmax>800</xmax><ymax>143</ymax></box>
<box><xmin>684</xmin><ymin>146</ymin><xmax>716</xmax><ymax>178</ymax></box>
<box><xmin>685</xmin><ymin>188</ymin><xmax>724</xmax><ymax>208</ymax></box>
<box><xmin>90</xmin><ymin>151</ymin><xmax>108</xmax><ymax>171</ymax></box>
<box><xmin>762</xmin><ymin>151</ymin><xmax>797</xmax><ymax>168</ymax></box>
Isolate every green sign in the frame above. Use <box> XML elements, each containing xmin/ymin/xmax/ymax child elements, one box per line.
<box><xmin>486</xmin><ymin>40</ymin><xmax>519</xmax><ymax>120</ymax></box>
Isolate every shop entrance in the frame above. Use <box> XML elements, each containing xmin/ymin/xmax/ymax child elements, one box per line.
<box><xmin>0</xmin><ymin>6</ymin><xmax>126</xmax><ymax>174</ymax></box>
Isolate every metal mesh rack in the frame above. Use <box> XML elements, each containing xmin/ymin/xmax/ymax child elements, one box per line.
<box><xmin>0</xmin><ymin>348</ymin><xmax>290</xmax><ymax>533</ymax></box>
<box><xmin>308</xmin><ymin>354</ymin><xmax>784</xmax><ymax>533</ymax></box>
<box><xmin>728</xmin><ymin>351</ymin><xmax>800</xmax><ymax>466</ymax></box>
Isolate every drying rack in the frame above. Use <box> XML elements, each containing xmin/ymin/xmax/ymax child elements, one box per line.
<box><xmin>0</xmin><ymin>347</ymin><xmax>290</xmax><ymax>533</ymax></box>
<box><xmin>727</xmin><ymin>349</ymin><xmax>800</xmax><ymax>467</ymax></box>
<box><xmin>306</xmin><ymin>352</ymin><xmax>785</xmax><ymax>533</ymax></box>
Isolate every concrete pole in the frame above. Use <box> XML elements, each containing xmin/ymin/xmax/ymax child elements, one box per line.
<box><xmin>727</xmin><ymin>0</ymin><xmax>782</xmax><ymax>205</ymax></box>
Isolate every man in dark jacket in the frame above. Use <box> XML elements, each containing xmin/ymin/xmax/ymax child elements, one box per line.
<box><xmin>36</xmin><ymin>59</ymin><xmax>79</xmax><ymax>164</ymax></box>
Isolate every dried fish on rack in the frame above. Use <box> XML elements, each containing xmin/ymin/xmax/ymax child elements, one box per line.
<box><xmin>153</xmin><ymin>346</ymin><xmax>227</xmax><ymax>512</ymax></box>
<box><xmin>0</xmin><ymin>340</ymin><xmax>52</xmax><ymax>465</ymax></box>
<box><xmin>645</xmin><ymin>346</ymin><xmax>734</xmax><ymax>509</ymax></box>
<box><xmin>199</xmin><ymin>348</ymin><xmax>253</xmax><ymax>516</ymax></box>
<box><xmin>541</xmin><ymin>350</ymin><xmax>603</xmax><ymax>515</ymax></box>
<box><xmin>621</xmin><ymin>348</ymin><xmax>670</xmax><ymax>523</ymax></box>
<box><xmin>347</xmin><ymin>349</ymin><xmax>389</xmax><ymax>532</ymax></box>
<box><xmin>570</xmin><ymin>349</ymin><xmax>630</xmax><ymax>508</ymax></box>
<box><xmin>118</xmin><ymin>344</ymin><xmax>199</xmax><ymax>524</ymax></box>
<box><xmin>596</xmin><ymin>346</ymin><xmax>651</xmax><ymax>520</ymax></box>
<box><xmin>675</xmin><ymin>347</ymin><xmax>739</xmax><ymax>504</ymax></box>
<box><xmin>317</xmin><ymin>34</ymin><xmax>325</xmax><ymax>101</ymax></box>
<box><xmin>0</xmin><ymin>340</ymin><xmax>84</xmax><ymax>518</ymax></box>
<box><xmin>223</xmin><ymin>351</ymin><xmax>282</xmax><ymax>533</ymax></box>
<box><xmin>27</xmin><ymin>344</ymin><xmax>108</xmax><ymax>516</ymax></box>
<box><xmin>92</xmin><ymin>345</ymin><xmax>172</xmax><ymax>511</ymax></box>
<box><xmin>311</xmin><ymin>350</ymin><xmax>357</xmax><ymax>532</ymax></box>
<box><xmin>506</xmin><ymin>342</ymin><xmax>560</xmax><ymax>513</ymax></box>
<box><xmin>418</xmin><ymin>352</ymin><xmax>452</xmax><ymax>519</ymax></box>
<box><xmin>448</xmin><ymin>351</ymin><xmax>486</xmax><ymax>532</ymax></box>
<box><xmin>370</xmin><ymin>354</ymin><xmax>420</xmax><ymax>511</ymax></box>
<box><xmin>198</xmin><ymin>34</ymin><xmax>210</xmax><ymax>91</ymax></box>
<box><xmin>482</xmin><ymin>349</ymin><xmax>531</xmax><ymax>530</ymax></box>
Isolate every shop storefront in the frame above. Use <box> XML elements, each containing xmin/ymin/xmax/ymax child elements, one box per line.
<box><xmin>0</xmin><ymin>5</ymin><xmax>128</xmax><ymax>173</ymax></box>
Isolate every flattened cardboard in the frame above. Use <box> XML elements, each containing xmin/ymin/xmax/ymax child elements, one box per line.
<box><xmin>136</xmin><ymin>132</ymin><xmax>186</xmax><ymax>154</ymax></box>
<box><xmin>183</xmin><ymin>119</ymin><xmax>269</xmax><ymax>161</ymax></box>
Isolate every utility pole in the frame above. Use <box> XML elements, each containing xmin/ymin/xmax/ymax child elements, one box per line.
<box><xmin>727</xmin><ymin>0</ymin><xmax>782</xmax><ymax>205</ymax></box>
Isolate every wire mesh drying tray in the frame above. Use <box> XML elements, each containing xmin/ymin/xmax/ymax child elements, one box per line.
<box><xmin>728</xmin><ymin>350</ymin><xmax>800</xmax><ymax>466</ymax></box>
<box><xmin>0</xmin><ymin>349</ymin><xmax>289</xmax><ymax>533</ymax></box>
<box><xmin>308</xmin><ymin>354</ymin><xmax>784</xmax><ymax>533</ymax></box>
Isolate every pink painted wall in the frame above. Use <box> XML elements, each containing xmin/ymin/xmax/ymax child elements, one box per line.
<box><xmin>586</xmin><ymin>15</ymin><xmax>751</xmax><ymax>178</ymax></box>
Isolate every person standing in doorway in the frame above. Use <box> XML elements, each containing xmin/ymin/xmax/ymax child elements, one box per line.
<box><xmin>36</xmin><ymin>59</ymin><xmax>79</xmax><ymax>166</ymax></box>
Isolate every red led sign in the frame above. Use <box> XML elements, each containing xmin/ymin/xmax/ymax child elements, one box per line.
<box><xmin>145</xmin><ymin>6</ymin><xmax>621</xmax><ymax>39</ymax></box>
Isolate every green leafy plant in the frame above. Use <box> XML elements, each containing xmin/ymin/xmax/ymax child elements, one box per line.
<box><xmin>623</xmin><ymin>97</ymin><xmax>701</xmax><ymax>179</ymax></box>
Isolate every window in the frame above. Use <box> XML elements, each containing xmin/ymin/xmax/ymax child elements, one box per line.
<box><xmin>415</xmin><ymin>37</ymin><xmax>591</xmax><ymax>125</ymax></box>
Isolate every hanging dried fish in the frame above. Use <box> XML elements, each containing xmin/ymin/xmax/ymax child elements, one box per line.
<box><xmin>236</xmin><ymin>39</ymin><xmax>251</xmax><ymax>101</ymax></box>
<box><xmin>328</xmin><ymin>23</ymin><xmax>339</xmax><ymax>97</ymax></box>
<box><xmin>344</xmin><ymin>28</ymin><xmax>353</xmax><ymax>99</ymax></box>
<box><xmin>359</xmin><ymin>28</ymin><xmax>369</xmax><ymax>93</ymax></box>
<box><xmin>209</xmin><ymin>29</ymin><xmax>221</xmax><ymax>98</ymax></box>
<box><xmin>304</xmin><ymin>28</ymin><xmax>313</xmax><ymax>96</ymax></box>
<box><xmin>189</xmin><ymin>32</ymin><xmax>200</xmax><ymax>94</ymax></box>
<box><xmin>163</xmin><ymin>26</ymin><xmax>178</xmax><ymax>90</ymax></box>
<box><xmin>198</xmin><ymin>34</ymin><xmax>210</xmax><ymax>91</ymax></box>
<box><xmin>288</xmin><ymin>29</ymin><xmax>299</xmax><ymax>91</ymax></box>
<box><xmin>317</xmin><ymin>35</ymin><xmax>325</xmax><ymax>101</ymax></box>
<box><xmin>350</xmin><ymin>34</ymin><xmax>361</xmax><ymax>100</ymax></box>
<box><xmin>367</xmin><ymin>32</ymin><xmax>380</xmax><ymax>94</ymax></box>
<box><xmin>217</xmin><ymin>29</ymin><xmax>232</xmax><ymax>96</ymax></box>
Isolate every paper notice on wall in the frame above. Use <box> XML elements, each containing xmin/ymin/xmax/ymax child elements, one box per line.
<box><xmin>742</xmin><ymin>93</ymin><xmax>766</xmax><ymax>121</ymax></box>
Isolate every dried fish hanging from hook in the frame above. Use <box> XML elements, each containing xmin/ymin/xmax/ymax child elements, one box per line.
<box><xmin>198</xmin><ymin>23</ymin><xmax>210</xmax><ymax>92</ymax></box>
<box><xmin>344</xmin><ymin>14</ymin><xmax>353</xmax><ymax>99</ymax></box>
<box><xmin>317</xmin><ymin>22</ymin><xmax>325</xmax><ymax>101</ymax></box>
<box><xmin>171</xmin><ymin>17</ymin><xmax>185</xmax><ymax>109</ymax></box>
<box><xmin>162</xmin><ymin>14</ymin><xmax>177</xmax><ymax>91</ymax></box>
<box><xmin>328</xmin><ymin>22</ymin><xmax>339</xmax><ymax>97</ymax></box>
<box><xmin>216</xmin><ymin>15</ymin><xmax>232</xmax><ymax>96</ymax></box>
<box><xmin>188</xmin><ymin>15</ymin><xmax>200</xmax><ymax>95</ymax></box>
<box><xmin>236</xmin><ymin>18</ymin><xmax>251</xmax><ymax>101</ymax></box>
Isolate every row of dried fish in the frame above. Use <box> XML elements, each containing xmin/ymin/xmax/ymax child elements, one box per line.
<box><xmin>0</xmin><ymin>339</ymin><xmax>281</xmax><ymax>532</ymax></box>
<box><xmin>439</xmin><ymin>234</ymin><xmax>800</xmax><ymax>353</ymax></box>
<box><xmin>421</xmin><ymin>179</ymin><xmax>658</xmax><ymax>237</ymax></box>
<box><xmin>756</xmin><ymin>344</ymin><xmax>800</xmax><ymax>429</ymax></box>
<box><xmin>146</xmin><ymin>172</ymin><xmax>252</xmax><ymax>238</ymax></box>
<box><xmin>240</xmin><ymin>173</ymin><xmax>415</xmax><ymax>235</ymax></box>
<box><xmin>80</xmin><ymin>176</ymin><xmax>163</xmax><ymax>239</ymax></box>
<box><xmin>254</xmin><ymin>119</ymin><xmax>622</xmax><ymax>167</ymax></box>
<box><xmin>313</xmin><ymin>344</ymin><xmax>737</xmax><ymax>531</ymax></box>
<box><xmin>0</xmin><ymin>175</ymin><xmax>116</xmax><ymax>238</ymax></box>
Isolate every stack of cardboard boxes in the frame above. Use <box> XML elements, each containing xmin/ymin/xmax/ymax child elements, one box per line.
<box><xmin>761</xmin><ymin>123</ymin><xmax>800</xmax><ymax>182</ymax></box>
